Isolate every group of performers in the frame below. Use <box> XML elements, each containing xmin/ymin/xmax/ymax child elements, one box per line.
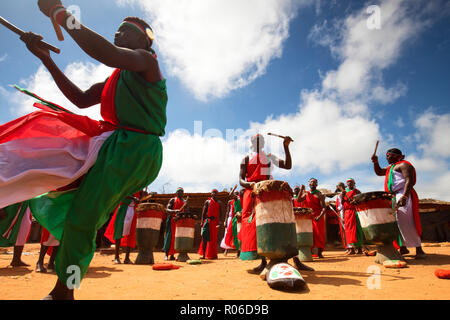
<box><xmin>0</xmin><ymin>0</ymin><xmax>427</xmax><ymax>299</ymax></box>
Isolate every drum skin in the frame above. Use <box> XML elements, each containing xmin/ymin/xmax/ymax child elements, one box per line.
<box><xmin>253</xmin><ymin>180</ymin><xmax>298</xmax><ymax>259</ymax></box>
<box><xmin>353</xmin><ymin>192</ymin><xmax>399</xmax><ymax>245</ymax></box>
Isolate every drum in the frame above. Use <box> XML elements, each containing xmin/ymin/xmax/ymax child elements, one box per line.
<box><xmin>293</xmin><ymin>207</ymin><xmax>314</xmax><ymax>262</ymax></box>
<box><xmin>353</xmin><ymin>191</ymin><xmax>403</xmax><ymax>264</ymax></box>
<box><xmin>174</xmin><ymin>216</ymin><xmax>196</xmax><ymax>262</ymax></box>
<box><xmin>134</xmin><ymin>202</ymin><xmax>166</xmax><ymax>265</ymax></box>
<box><xmin>253</xmin><ymin>180</ymin><xmax>298</xmax><ymax>259</ymax></box>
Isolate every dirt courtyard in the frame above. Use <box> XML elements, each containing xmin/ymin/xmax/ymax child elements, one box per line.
<box><xmin>0</xmin><ymin>243</ymin><xmax>449</xmax><ymax>300</ymax></box>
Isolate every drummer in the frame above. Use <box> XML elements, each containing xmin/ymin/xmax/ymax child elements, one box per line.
<box><xmin>371</xmin><ymin>148</ymin><xmax>426</xmax><ymax>259</ymax></box>
<box><xmin>198</xmin><ymin>189</ymin><xmax>223</xmax><ymax>260</ymax></box>
<box><xmin>238</xmin><ymin>133</ymin><xmax>312</xmax><ymax>273</ymax></box>
<box><xmin>338</xmin><ymin>179</ymin><xmax>364</xmax><ymax>255</ymax></box>
<box><xmin>296</xmin><ymin>179</ymin><xmax>327</xmax><ymax>258</ymax></box>
<box><xmin>163</xmin><ymin>188</ymin><xmax>186</xmax><ymax>261</ymax></box>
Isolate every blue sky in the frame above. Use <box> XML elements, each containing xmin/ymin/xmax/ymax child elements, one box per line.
<box><xmin>1</xmin><ymin>0</ymin><xmax>449</xmax><ymax>199</ymax></box>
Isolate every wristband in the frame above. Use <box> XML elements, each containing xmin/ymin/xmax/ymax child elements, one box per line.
<box><xmin>50</xmin><ymin>4</ymin><xmax>71</xmax><ymax>26</ymax></box>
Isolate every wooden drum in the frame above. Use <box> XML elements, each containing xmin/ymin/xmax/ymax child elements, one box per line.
<box><xmin>174</xmin><ymin>215</ymin><xmax>196</xmax><ymax>262</ymax></box>
<box><xmin>134</xmin><ymin>202</ymin><xmax>166</xmax><ymax>265</ymax></box>
<box><xmin>293</xmin><ymin>207</ymin><xmax>314</xmax><ymax>262</ymax></box>
<box><xmin>253</xmin><ymin>180</ymin><xmax>298</xmax><ymax>260</ymax></box>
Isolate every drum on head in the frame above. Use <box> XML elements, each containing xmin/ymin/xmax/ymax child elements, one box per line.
<box><xmin>252</xmin><ymin>180</ymin><xmax>298</xmax><ymax>260</ymax></box>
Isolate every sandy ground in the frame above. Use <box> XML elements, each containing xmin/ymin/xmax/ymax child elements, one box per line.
<box><xmin>0</xmin><ymin>243</ymin><xmax>449</xmax><ymax>300</ymax></box>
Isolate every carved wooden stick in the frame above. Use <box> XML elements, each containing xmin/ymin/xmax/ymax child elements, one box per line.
<box><xmin>0</xmin><ymin>16</ymin><xmax>61</xmax><ymax>54</ymax></box>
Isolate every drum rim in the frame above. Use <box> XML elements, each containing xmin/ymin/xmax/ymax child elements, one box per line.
<box><xmin>136</xmin><ymin>202</ymin><xmax>166</xmax><ymax>212</ymax></box>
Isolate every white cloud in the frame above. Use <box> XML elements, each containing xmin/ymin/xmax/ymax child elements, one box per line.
<box><xmin>117</xmin><ymin>0</ymin><xmax>301</xmax><ymax>101</ymax></box>
<box><xmin>11</xmin><ymin>62</ymin><xmax>112</xmax><ymax>120</ymax></box>
<box><xmin>312</xmin><ymin>0</ymin><xmax>438</xmax><ymax>104</ymax></box>
<box><xmin>0</xmin><ymin>53</ymin><xmax>7</xmax><ymax>62</ymax></box>
<box><xmin>415</xmin><ymin>111</ymin><xmax>450</xmax><ymax>158</ymax></box>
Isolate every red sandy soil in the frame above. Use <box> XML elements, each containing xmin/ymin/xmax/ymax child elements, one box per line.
<box><xmin>0</xmin><ymin>243</ymin><xmax>449</xmax><ymax>300</ymax></box>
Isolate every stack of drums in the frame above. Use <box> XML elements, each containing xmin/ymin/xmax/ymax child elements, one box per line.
<box><xmin>353</xmin><ymin>191</ymin><xmax>403</xmax><ymax>264</ymax></box>
<box><xmin>293</xmin><ymin>207</ymin><xmax>314</xmax><ymax>262</ymax></box>
<box><xmin>174</xmin><ymin>214</ymin><xmax>196</xmax><ymax>262</ymax></box>
<box><xmin>135</xmin><ymin>202</ymin><xmax>166</xmax><ymax>265</ymax></box>
<box><xmin>253</xmin><ymin>180</ymin><xmax>298</xmax><ymax>260</ymax></box>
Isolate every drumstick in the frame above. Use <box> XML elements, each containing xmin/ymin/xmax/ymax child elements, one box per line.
<box><xmin>179</xmin><ymin>196</ymin><xmax>190</xmax><ymax>212</ymax></box>
<box><xmin>0</xmin><ymin>16</ymin><xmax>61</xmax><ymax>54</ymax></box>
<box><xmin>267</xmin><ymin>132</ymin><xmax>294</xmax><ymax>142</ymax></box>
<box><xmin>372</xmin><ymin>140</ymin><xmax>379</xmax><ymax>157</ymax></box>
<box><xmin>228</xmin><ymin>184</ymin><xmax>237</xmax><ymax>198</ymax></box>
<box><xmin>51</xmin><ymin>17</ymin><xmax>64</xmax><ymax>41</ymax></box>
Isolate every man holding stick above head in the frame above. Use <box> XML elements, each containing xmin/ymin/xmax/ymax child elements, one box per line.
<box><xmin>371</xmin><ymin>148</ymin><xmax>426</xmax><ymax>259</ymax></box>
<box><xmin>238</xmin><ymin>133</ymin><xmax>312</xmax><ymax>273</ymax></box>
<box><xmin>0</xmin><ymin>0</ymin><xmax>167</xmax><ymax>299</ymax></box>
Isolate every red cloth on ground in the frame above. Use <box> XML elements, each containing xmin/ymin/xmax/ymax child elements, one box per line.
<box><xmin>304</xmin><ymin>191</ymin><xmax>325</xmax><ymax>249</ymax></box>
<box><xmin>342</xmin><ymin>189</ymin><xmax>359</xmax><ymax>245</ymax></box>
<box><xmin>434</xmin><ymin>269</ymin><xmax>450</xmax><ymax>279</ymax></box>
<box><xmin>198</xmin><ymin>198</ymin><xmax>220</xmax><ymax>259</ymax></box>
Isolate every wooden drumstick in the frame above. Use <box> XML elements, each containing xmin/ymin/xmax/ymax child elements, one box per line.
<box><xmin>372</xmin><ymin>140</ymin><xmax>379</xmax><ymax>157</ymax></box>
<box><xmin>228</xmin><ymin>184</ymin><xmax>237</xmax><ymax>198</ymax></box>
<box><xmin>179</xmin><ymin>196</ymin><xmax>190</xmax><ymax>212</ymax></box>
<box><xmin>51</xmin><ymin>17</ymin><xmax>64</xmax><ymax>41</ymax></box>
<box><xmin>267</xmin><ymin>132</ymin><xmax>294</xmax><ymax>142</ymax></box>
<box><xmin>0</xmin><ymin>16</ymin><xmax>61</xmax><ymax>54</ymax></box>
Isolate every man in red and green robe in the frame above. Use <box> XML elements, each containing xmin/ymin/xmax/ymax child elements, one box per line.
<box><xmin>238</xmin><ymin>133</ymin><xmax>311</xmax><ymax>274</ymax></box>
<box><xmin>104</xmin><ymin>191</ymin><xmax>142</xmax><ymax>264</ymax></box>
<box><xmin>340</xmin><ymin>179</ymin><xmax>364</xmax><ymax>255</ymax></box>
<box><xmin>198</xmin><ymin>189</ymin><xmax>223</xmax><ymax>260</ymax></box>
<box><xmin>372</xmin><ymin>148</ymin><xmax>426</xmax><ymax>259</ymax></box>
<box><xmin>296</xmin><ymin>179</ymin><xmax>327</xmax><ymax>258</ymax></box>
<box><xmin>164</xmin><ymin>188</ymin><xmax>186</xmax><ymax>260</ymax></box>
<box><xmin>221</xmin><ymin>191</ymin><xmax>241</xmax><ymax>254</ymax></box>
<box><xmin>0</xmin><ymin>2</ymin><xmax>166</xmax><ymax>299</ymax></box>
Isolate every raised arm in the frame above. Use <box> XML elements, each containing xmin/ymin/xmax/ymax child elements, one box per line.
<box><xmin>20</xmin><ymin>32</ymin><xmax>106</xmax><ymax>108</ymax></box>
<box><xmin>38</xmin><ymin>1</ymin><xmax>162</xmax><ymax>82</ymax></box>
<box><xmin>371</xmin><ymin>155</ymin><xmax>387</xmax><ymax>176</ymax></box>
<box><xmin>268</xmin><ymin>136</ymin><xmax>292</xmax><ymax>170</ymax></box>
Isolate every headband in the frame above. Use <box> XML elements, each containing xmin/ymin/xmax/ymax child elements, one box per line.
<box><xmin>120</xmin><ymin>21</ymin><xmax>155</xmax><ymax>42</ymax></box>
<box><xmin>176</xmin><ymin>187</ymin><xmax>184</xmax><ymax>192</ymax></box>
<box><xmin>212</xmin><ymin>189</ymin><xmax>219</xmax><ymax>193</ymax></box>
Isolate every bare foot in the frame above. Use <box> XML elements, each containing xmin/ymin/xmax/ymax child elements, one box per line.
<box><xmin>10</xmin><ymin>260</ymin><xmax>30</xmax><ymax>267</ymax></box>
<box><xmin>36</xmin><ymin>263</ymin><xmax>47</xmax><ymax>273</ymax></box>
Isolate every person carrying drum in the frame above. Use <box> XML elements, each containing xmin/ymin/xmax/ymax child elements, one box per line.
<box><xmin>164</xmin><ymin>188</ymin><xmax>186</xmax><ymax>261</ymax></box>
<box><xmin>371</xmin><ymin>148</ymin><xmax>426</xmax><ymax>259</ymax></box>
